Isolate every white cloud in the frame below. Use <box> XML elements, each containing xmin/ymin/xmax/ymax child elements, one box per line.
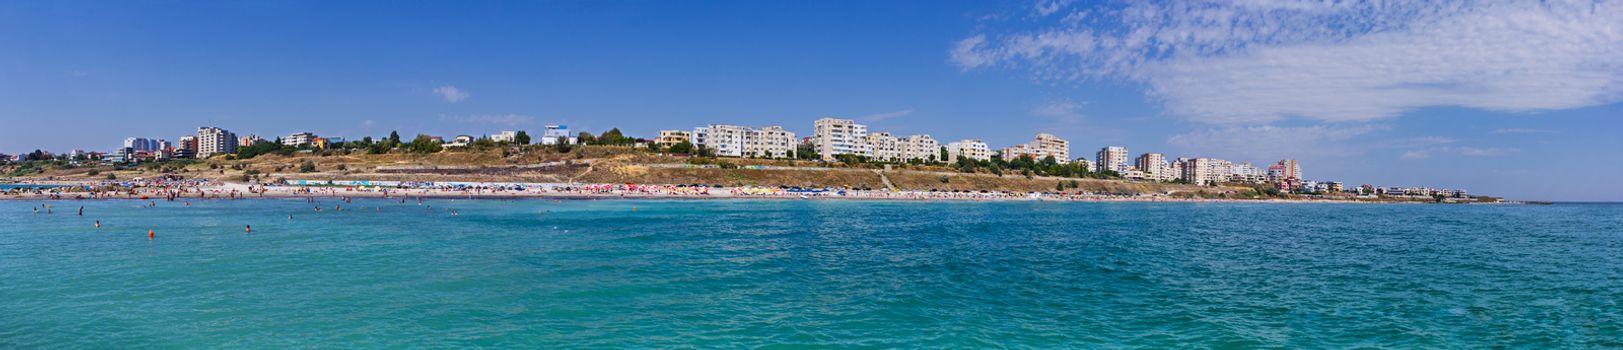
<box><xmin>860</xmin><ymin>108</ymin><xmax>915</xmax><ymax>122</ymax></box>
<box><xmin>1492</xmin><ymin>128</ymin><xmax>1555</xmax><ymax>134</ymax></box>
<box><xmin>441</xmin><ymin>114</ymin><xmax>534</xmax><ymax>126</ymax></box>
<box><xmin>1167</xmin><ymin>124</ymin><xmax>1386</xmax><ymax>162</ymax></box>
<box><xmin>955</xmin><ymin>1</ymin><xmax>1623</xmax><ymax>124</ymax></box>
<box><xmin>1031</xmin><ymin>100</ymin><xmax>1084</xmax><ymax>120</ymax></box>
<box><xmin>433</xmin><ymin>85</ymin><xmax>469</xmax><ymax>103</ymax></box>
<box><xmin>1401</xmin><ymin>146</ymin><xmax>1519</xmax><ymax>160</ymax></box>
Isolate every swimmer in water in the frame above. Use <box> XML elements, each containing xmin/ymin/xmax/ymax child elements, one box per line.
<box><xmin>95</xmin><ymin>220</ymin><xmax>101</xmax><ymax>228</ymax></box>
<box><xmin>245</xmin><ymin>225</ymin><xmax>251</xmax><ymax>233</ymax></box>
<box><xmin>78</xmin><ymin>206</ymin><xmax>84</xmax><ymax>216</ymax></box>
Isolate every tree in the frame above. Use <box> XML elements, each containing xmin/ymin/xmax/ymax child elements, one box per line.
<box><xmin>514</xmin><ymin>131</ymin><xmax>531</xmax><ymax>145</ymax></box>
<box><xmin>298</xmin><ymin>161</ymin><xmax>317</xmax><ymax>173</ymax></box>
<box><xmin>668</xmin><ymin>141</ymin><xmax>694</xmax><ymax>154</ymax></box>
<box><xmin>406</xmin><ymin>135</ymin><xmax>443</xmax><ymax>154</ymax></box>
<box><xmin>577</xmin><ymin>132</ymin><xmax>596</xmax><ymax>145</ymax></box>
<box><xmin>938</xmin><ymin>146</ymin><xmax>949</xmax><ymax>164</ymax></box>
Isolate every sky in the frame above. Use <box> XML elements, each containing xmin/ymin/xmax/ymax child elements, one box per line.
<box><xmin>1</xmin><ymin>0</ymin><xmax>1620</xmax><ymax>201</ymax></box>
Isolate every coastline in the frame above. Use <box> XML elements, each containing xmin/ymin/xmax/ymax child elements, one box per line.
<box><xmin>0</xmin><ymin>180</ymin><xmax>1470</xmax><ymax>204</ymax></box>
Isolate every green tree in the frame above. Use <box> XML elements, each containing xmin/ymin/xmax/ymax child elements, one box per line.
<box><xmin>514</xmin><ymin>131</ymin><xmax>531</xmax><ymax>145</ymax></box>
<box><xmin>668</xmin><ymin>141</ymin><xmax>694</xmax><ymax>154</ymax></box>
<box><xmin>388</xmin><ymin>131</ymin><xmax>402</xmax><ymax>147</ymax></box>
<box><xmin>406</xmin><ymin>135</ymin><xmax>443</xmax><ymax>154</ymax></box>
<box><xmin>298</xmin><ymin>161</ymin><xmax>317</xmax><ymax>173</ymax></box>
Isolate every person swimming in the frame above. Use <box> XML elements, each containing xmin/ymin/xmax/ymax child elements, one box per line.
<box><xmin>95</xmin><ymin>220</ymin><xmax>101</xmax><ymax>229</ymax></box>
<box><xmin>78</xmin><ymin>206</ymin><xmax>84</xmax><ymax>216</ymax></box>
<box><xmin>245</xmin><ymin>225</ymin><xmax>251</xmax><ymax>233</ymax></box>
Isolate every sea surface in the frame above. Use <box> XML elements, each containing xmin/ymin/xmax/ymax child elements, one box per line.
<box><xmin>2</xmin><ymin>199</ymin><xmax>1620</xmax><ymax>348</ymax></box>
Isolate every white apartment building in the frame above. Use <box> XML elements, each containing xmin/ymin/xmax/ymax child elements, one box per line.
<box><xmin>1097</xmin><ymin>146</ymin><xmax>1129</xmax><ymax>173</ymax></box>
<box><xmin>1179</xmin><ymin>158</ymin><xmax>1220</xmax><ymax>185</ymax></box>
<box><xmin>692</xmin><ymin>124</ymin><xmax>752</xmax><ymax>157</ymax></box>
<box><xmin>747</xmin><ymin>126</ymin><xmax>797</xmax><ymax>158</ymax></box>
<box><xmin>1073</xmin><ymin>158</ymin><xmax>1094</xmax><ymax>172</ymax></box>
<box><xmin>1029</xmin><ymin>133</ymin><xmax>1069</xmax><ymax>163</ymax></box>
<box><xmin>866</xmin><ymin>132</ymin><xmax>902</xmax><ymax>161</ymax></box>
<box><xmin>900</xmin><ymin>135</ymin><xmax>939</xmax><ymax>163</ymax></box>
<box><xmin>812</xmin><ymin>118</ymin><xmax>869</xmax><ymax>161</ymax></box>
<box><xmin>946</xmin><ymin>139</ymin><xmax>991</xmax><ymax>162</ymax></box>
<box><xmin>693</xmin><ymin>124</ymin><xmax>797</xmax><ymax>158</ymax></box>
<box><xmin>1135</xmin><ymin>153</ymin><xmax>1172</xmax><ymax>181</ymax></box>
<box><xmin>196</xmin><ymin>126</ymin><xmax>237</xmax><ymax>158</ymax></box>
<box><xmin>283</xmin><ymin>132</ymin><xmax>316</xmax><ymax>147</ymax></box>
<box><xmin>491</xmin><ymin>130</ymin><xmax>519</xmax><ymax>143</ymax></box>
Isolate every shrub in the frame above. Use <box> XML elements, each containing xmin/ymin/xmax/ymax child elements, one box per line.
<box><xmin>298</xmin><ymin>161</ymin><xmax>317</xmax><ymax>173</ymax></box>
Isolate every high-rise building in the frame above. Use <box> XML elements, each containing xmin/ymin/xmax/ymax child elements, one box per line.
<box><xmin>123</xmin><ymin>137</ymin><xmax>160</xmax><ymax>152</ymax></box>
<box><xmin>945</xmin><ymin>139</ymin><xmax>991</xmax><ymax>161</ymax></box>
<box><xmin>866</xmin><ymin>132</ymin><xmax>902</xmax><ymax>161</ymax></box>
<box><xmin>1096</xmin><ymin>146</ymin><xmax>1129</xmax><ymax>173</ymax></box>
<box><xmin>1029</xmin><ymin>133</ymin><xmax>1069</xmax><ymax>162</ymax></box>
<box><xmin>692</xmin><ymin>124</ymin><xmax>797</xmax><ymax>158</ymax></box>
<box><xmin>692</xmin><ymin>124</ymin><xmax>752</xmax><ymax>157</ymax></box>
<box><xmin>812</xmin><ymin>118</ymin><xmax>869</xmax><ymax>161</ymax></box>
<box><xmin>900</xmin><ymin>135</ymin><xmax>939</xmax><ymax>163</ymax></box>
<box><xmin>1135</xmin><ymin>153</ymin><xmax>1171</xmax><ymax>181</ymax></box>
<box><xmin>747</xmin><ymin>126</ymin><xmax>797</xmax><ymax>158</ymax></box>
<box><xmin>1276</xmin><ymin>159</ymin><xmax>1302</xmax><ymax>180</ymax></box>
<box><xmin>1179</xmin><ymin>158</ymin><xmax>1221</xmax><ymax>185</ymax></box>
<box><xmin>195</xmin><ymin>126</ymin><xmax>237</xmax><ymax>158</ymax></box>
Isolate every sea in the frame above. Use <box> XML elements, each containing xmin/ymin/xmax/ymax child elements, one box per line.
<box><xmin>1</xmin><ymin>199</ymin><xmax>1619</xmax><ymax>348</ymax></box>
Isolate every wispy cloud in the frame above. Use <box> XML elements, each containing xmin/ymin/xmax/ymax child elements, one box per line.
<box><xmin>440</xmin><ymin>114</ymin><xmax>534</xmax><ymax>126</ymax></box>
<box><xmin>1167</xmin><ymin>124</ymin><xmax>1387</xmax><ymax>162</ymax></box>
<box><xmin>955</xmin><ymin>1</ymin><xmax>1623</xmax><ymax>124</ymax></box>
<box><xmin>433</xmin><ymin>85</ymin><xmax>469</xmax><ymax>103</ymax></box>
<box><xmin>1491</xmin><ymin>128</ymin><xmax>1555</xmax><ymax>134</ymax></box>
<box><xmin>1401</xmin><ymin>146</ymin><xmax>1520</xmax><ymax>160</ymax></box>
<box><xmin>859</xmin><ymin>108</ymin><xmax>915</xmax><ymax>122</ymax></box>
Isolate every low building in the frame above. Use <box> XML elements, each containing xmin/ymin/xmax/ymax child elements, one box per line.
<box><xmin>446</xmin><ymin>135</ymin><xmax>475</xmax><ymax>147</ymax></box>
<box><xmin>656</xmin><ymin>130</ymin><xmax>691</xmax><ymax>148</ymax></box>
<box><xmin>540</xmin><ymin>125</ymin><xmax>577</xmax><ymax>145</ymax></box>
<box><xmin>491</xmin><ymin>131</ymin><xmax>519</xmax><ymax>144</ymax></box>
<box><xmin>283</xmin><ymin>132</ymin><xmax>317</xmax><ymax>147</ymax></box>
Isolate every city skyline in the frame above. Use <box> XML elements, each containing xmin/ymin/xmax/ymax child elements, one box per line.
<box><xmin>2</xmin><ymin>1</ymin><xmax>1620</xmax><ymax>201</ymax></box>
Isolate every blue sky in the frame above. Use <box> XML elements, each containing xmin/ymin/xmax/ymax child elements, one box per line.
<box><xmin>2</xmin><ymin>1</ymin><xmax>1620</xmax><ymax>201</ymax></box>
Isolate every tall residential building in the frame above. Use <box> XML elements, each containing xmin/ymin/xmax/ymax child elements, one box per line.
<box><xmin>866</xmin><ymin>132</ymin><xmax>902</xmax><ymax>161</ymax></box>
<box><xmin>195</xmin><ymin>126</ymin><xmax>237</xmax><ymax>158</ymax></box>
<box><xmin>946</xmin><ymin>139</ymin><xmax>991</xmax><ymax>161</ymax></box>
<box><xmin>655</xmin><ymin>130</ymin><xmax>691</xmax><ymax>148</ymax></box>
<box><xmin>541</xmin><ymin>125</ymin><xmax>576</xmax><ymax>145</ymax></box>
<box><xmin>283</xmin><ymin>132</ymin><xmax>316</xmax><ymax>147</ymax></box>
<box><xmin>1000</xmin><ymin>133</ymin><xmax>1071</xmax><ymax>163</ymax></box>
<box><xmin>1096</xmin><ymin>146</ymin><xmax>1129</xmax><ymax>173</ymax></box>
<box><xmin>812</xmin><ymin>118</ymin><xmax>869</xmax><ymax>161</ymax></box>
<box><xmin>1135</xmin><ymin>153</ymin><xmax>1171</xmax><ymax>181</ymax></box>
<box><xmin>692</xmin><ymin>124</ymin><xmax>752</xmax><ymax>157</ymax></box>
<box><xmin>177</xmin><ymin>136</ymin><xmax>197</xmax><ymax>151</ymax></box>
<box><xmin>123</xmin><ymin>137</ymin><xmax>159</xmax><ymax>152</ymax></box>
<box><xmin>692</xmin><ymin>124</ymin><xmax>797</xmax><ymax>158</ymax></box>
<box><xmin>900</xmin><ymin>135</ymin><xmax>939</xmax><ymax>163</ymax></box>
<box><xmin>1276</xmin><ymin>159</ymin><xmax>1302</xmax><ymax>180</ymax></box>
<box><xmin>1179</xmin><ymin>158</ymin><xmax>1221</xmax><ymax>185</ymax></box>
<box><xmin>747</xmin><ymin>126</ymin><xmax>797</xmax><ymax>158</ymax></box>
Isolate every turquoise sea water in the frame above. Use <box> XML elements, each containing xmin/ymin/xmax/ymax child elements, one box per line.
<box><xmin>2</xmin><ymin>199</ymin><xmax>1620</xmax><ymax>348</ymax></box>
